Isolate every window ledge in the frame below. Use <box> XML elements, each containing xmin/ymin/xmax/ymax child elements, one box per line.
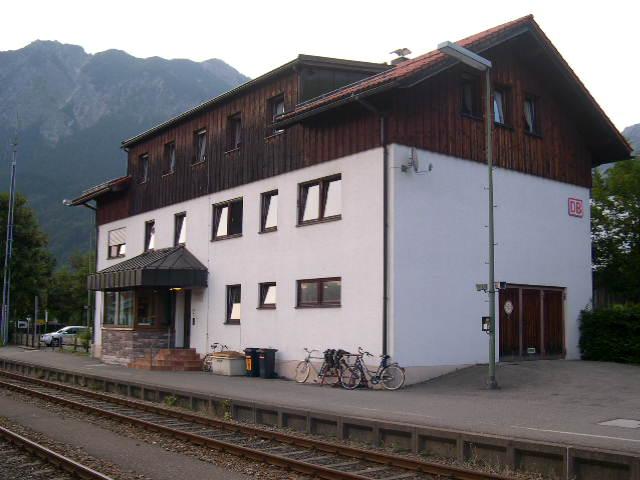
<box><xmin>258</xmin><ymin>227</ymin><xmax>277</xmax><ymax>234</ymax></box>
<box><xmin>257</xmin><ymin>305</ymin><xmax>276</xmax><ymax>310</ymax></box>
<box><xmin>495</xmin><ymin>122</ymin><xmax>514</xmax><ymax>131</ymax></box>
<box><xmin>224</xmin><ymin>147</ymin><xmax>241</xmax><ymax>155</ymax></box>
<box><xmin>212</xmin><ymin>233</ymin><xmax>243</xmax><ymax>242</ymax></box>
<box><xmin>524</xmin><ymin>130</ymin><xmax>543</xmax><ymax>139</ymax></box>
<box><xmin>265</xmin><ymin>131</ymin><xmax>284</xmax><ymax>141</ymax></box>
<box><xmin>461</xmin><ymin>112</ymin><xmax>483</xmax><ymax>122</ymax></box>
<box><xmin>107</xmin><ymin>255</ymin><xmax>126</xmax><ymax>260</ymax></box>
<box><xmin>191</xmin><ymin>160</ymin><xmax>207</xmax><ymax>167</ymax></box>
<box><xmin>137</xmin><ymin>179</ymin><xmax>148</xmax><ymax>185</ymax></box>
<box><xmin>295</xmin><ymin>304</ymin><xmax>341</xmax><ymax>309</ymax></box>
<box><xmin>224</xmin><ymin>321</ymin><xmax>240</xmax><ymax>325</ymax></box>
<box><xmin>161</xmin><ymin>171</ymin><xmax>176</xmax><ymax>178</ymax></box>
<box><xmin>297</xmin><ymin>215</ymin><xmax>341</xmax><ymax>228</ymax></box>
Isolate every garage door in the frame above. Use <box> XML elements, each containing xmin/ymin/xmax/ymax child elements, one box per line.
<box><xmin>499</xmin><ymin>285</ymin><xmax>565</xmax><ymax>361</ymax></box>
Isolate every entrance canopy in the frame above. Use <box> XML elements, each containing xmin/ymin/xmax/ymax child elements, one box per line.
<box><xmin>88</xmin><ymin>245</ymin><xmax>207</xmax><ymax>291</ymax></box>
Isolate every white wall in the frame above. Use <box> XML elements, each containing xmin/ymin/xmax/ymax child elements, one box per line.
<box><xmin>389</xmin><ymin>145</ymin><xmax>592</xmax><ymax>367</ymax></box>
<box><xmin>94</xmin><ymin>148</ymin><xmax>385</xmax><ymax>363</ymax></box>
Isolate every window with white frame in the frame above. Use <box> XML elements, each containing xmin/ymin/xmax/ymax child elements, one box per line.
<box><xmin>107</xmin><ymin>228</ymin><xmax>126</xmax><ymax>259</ymax></box>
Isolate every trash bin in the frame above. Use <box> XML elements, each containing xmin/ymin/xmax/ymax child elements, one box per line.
<box><xmin>258</xmin><ymin>348</ymin><xmax>278</xmax><ymax>379</ymax></box>
<box><xmin>244</xmin><ymin>348</ymin><xmax>260</xmax><ymax>377</ymax></box>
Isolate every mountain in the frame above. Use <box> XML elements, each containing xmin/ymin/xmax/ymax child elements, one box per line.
<box><xmin>0</xmin><ymin>40</ymin><xmax>248</xmax><ymax>264</ymax></box>
<box><xmin>622</xmin><ymin>123</ymin><xmax>640</xmax><ymax>156</ymax></box>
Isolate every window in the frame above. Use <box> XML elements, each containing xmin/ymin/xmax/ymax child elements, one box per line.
<box><xmin>136</xmin><ymin>288</ymin><xmax>166</xmax><ymax>326</ymax></box>
<box><xmin>297</xmin><ymin>278</ymin><xmax>341</xmax><ymax>307</ymax></box>
<box><xmin>103</xmin><ymin>291</ymin><xmax>134</xmax><ymax>327</ymax></box>
<box><xmin>107</xmin><ymin>228</ymin><xmax>126</xmax><ymax>259</ymax></box>
<box><xmin>260</xmin><ymin>190</ymin><xmax>278</xmax><ymax>232</ymax></box>
<box><xmin>523</xmin><ymin>96</ymin><xmax>540</xmax><ymax>135</ymax></box>
<box><xmin>298</xmin><ymin>175</ymin><xmax>341</xmax><ymax>225</ymax></box>
<box><xmin>226</xmin><ymin>113</ymin><xmax>242</xmax><ymax>151</ymax></box>
<box><xmin>164</xmin><ymin>141</ymin><xmax>176</xmax><ymax>174</ymax></box>
<box><xmin>493</xmin><ymin>88</ymin><xmax>508</xmax><ymax>125</ymax></box>
<box><xmin>461</xmin><ymin>75</ymin><xmax>481</xmax><ymax>117</ymax></box>
<box><xmin>267</xmin><ymin>94</ymin><xmax>285</xmax><ymax>135</ymax></box>
<box><xmin>139</xmin><ymin>154</ymin><xmax>149</xmax><ymax>183</ymax></box>
<box><xmin>194</xmin><ymin>129</ymin><xmax>207</xmax><ymax>164</ymax></box>
<box><xmin>259</xmin><ymin>282</ymin><xmax>276</xmax><ymax>309</ymax></box>
<box><xmin>103</xmin><ymin>292</ymin><xmax>117</xmax><ymax>325</ymax></box>
<box><xmin>226</xmin><ymin>285</ymin><xmax>241</xmax><ymax>324</ymax></box>
<box><xmin>174</xmin><ymin>212</ymin><xmax>186</xmax><ymax>246</ymax></box>
<box><xmin>213</xmin><ymin>198</ymin><xmax>243</xmax><ymax>240</ymax></box>
<box><xmin>144</xmin><ymin>220</ymin><xmax>155</xmax><ymax>251</ymax></box>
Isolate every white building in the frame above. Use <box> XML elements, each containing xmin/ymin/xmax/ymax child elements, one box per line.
<box><xmin>70</xmin><ymin>15</ymin><xmax>631</xmax><ymax>380</ymax></box>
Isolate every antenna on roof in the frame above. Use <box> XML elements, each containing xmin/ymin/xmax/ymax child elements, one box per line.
<box><xmin>389</xmin><ymin>48</ymin><xmax>412</xmax><ymax>65</ymax></box>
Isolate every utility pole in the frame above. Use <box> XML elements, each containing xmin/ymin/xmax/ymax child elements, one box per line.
<box><xmin>1</xmin><ymin>133</ymin><xmax>18</xmax><ymax>346</ymax></box>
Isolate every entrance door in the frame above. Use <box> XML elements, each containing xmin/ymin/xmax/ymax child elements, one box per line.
<box><xmin>499</xmin><ymin>285</ymin><xmax>565</xmax><ymax>360</ymax></box>
<box><xmin>182</xmin><ymin>290</ymin><xmax>191</xmax><ymax>349</ymax></box>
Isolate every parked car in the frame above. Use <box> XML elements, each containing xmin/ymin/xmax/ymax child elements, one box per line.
<box><xmin>41</xmin><ymin>326</ymin><xmax>88</xmax><ymax>347</ymax></box>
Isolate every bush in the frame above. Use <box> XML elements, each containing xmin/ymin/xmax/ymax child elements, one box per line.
<box><xmin>78</xmin><ymin>328</ymin><xmax>92</xmax><ymax>353</ymax></box>
<box><xmin>579</xmin><ymin>305</ymin><xmax>640</xmax><ymax>364</ymax></box>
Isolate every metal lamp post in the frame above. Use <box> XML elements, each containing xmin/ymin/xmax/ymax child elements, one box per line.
<box><xmin>437</xmin><ymin>41</ymin><xmax>498</xmax><ymax>389</ymax></box>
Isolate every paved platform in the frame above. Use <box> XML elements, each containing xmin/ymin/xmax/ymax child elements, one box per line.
<box><xmin>1</xmin><ymin>346</ymin><xmax>639</xmax><ymax>455</ymax></box>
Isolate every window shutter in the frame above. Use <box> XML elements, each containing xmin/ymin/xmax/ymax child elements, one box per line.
<box><xmin>108</xmin><ymin>228</ymin><xmax>126</xmax><ymax>246</ymax></box>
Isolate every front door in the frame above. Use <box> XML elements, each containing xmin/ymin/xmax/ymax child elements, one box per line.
<box><xmin>182</xmin><ymin>290</ymin><xmax>191</xmax><ymax>349</ymax></box>
<box><xmin>499</xmin><ymin>285</ymin><xmax>565</xmax><ymax>361</ymax></box>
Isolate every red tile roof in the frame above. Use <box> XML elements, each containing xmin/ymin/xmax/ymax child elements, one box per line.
<box><xmin>279</xmin><ymin>15</ymin><xmax>535</xmax><ymax>122</ymax></box>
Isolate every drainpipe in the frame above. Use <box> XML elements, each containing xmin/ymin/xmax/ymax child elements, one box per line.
<box><xmin>354</xmin><ymin>96</ymin><xmax>389</xmax><ymax>356</ymax></box>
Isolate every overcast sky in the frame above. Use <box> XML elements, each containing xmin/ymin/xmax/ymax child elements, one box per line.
<box><xmin>2</xmin><ymin>0</ymin><xmax>638</xmax><ymax>130</ymax></box>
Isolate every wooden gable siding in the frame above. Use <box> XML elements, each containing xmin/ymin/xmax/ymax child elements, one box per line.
<box><xmin>387</xmin><ymin>41</ymin><xmax>592</xmax><ymax>188</ymax></box>
<box><xmin>126</xmin><ymin>70</ymin><xmax>301</xmax><ymax>216</ymax></box>
<box><xmin>96</xmin><ymin>191</ymin><xmax>130</xmax><ymax>225</ymax></box>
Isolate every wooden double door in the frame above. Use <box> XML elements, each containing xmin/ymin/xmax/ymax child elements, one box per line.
<box><xmin>499</xmin><ymin>285</ymin><xmax>565</xmax><ymax>360</ymax></box>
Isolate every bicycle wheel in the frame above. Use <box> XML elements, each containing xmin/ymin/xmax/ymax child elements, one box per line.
<box><xmin>340</xmin><ymin>366</ymin><xmax>363</xmax><ymax>390</ymax></box>
<box><xmin>380</xmin><ymin>365</ymin><xmax>405</xmax><ymax>390</ymax></box>
<box><xmin>295</xmin><ymin>361</ymin><xmax>311</xmax><ymax>383</ymax></box>
<box><xmin>320</xmin><ymin>366</ymin><xmax>341</xmax><ymax>386</ymax></box>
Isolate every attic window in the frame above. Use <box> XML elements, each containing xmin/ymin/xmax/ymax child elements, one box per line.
<box><xmin>227</xmin><ymin>113</ymin><xmax>242</xmax><ymax>151</ymax></box>
<box><xmin>461</xmin><ymin>75</ymin><xmax>481</xmax><ymax>118</ymax></box>
<box><xmin>524</xmin><ymin>96</ymin><xmax>540</xmax><ymax>135</ymax></box>
<box><xmin>164</xmin><ymin>141</ymin><xmax>176</xmax><ymax>174</ymax></box>
<box><xmin>139</xmin><ymin>154</ymin><xmax>149</xmax><ymax>183</ymax></box>
<box><xmin>194</xmin><ymin>129</ymin><xmax>207</xmax><ymax>164</ymax></box>
<box><xmin>493</xmin><ymin>88</ymin><xmax>508</xmax><ymax>125</ymax></box>
<box><xmin>268</xmin><ymin>94</ymin><xmax>285</xmax><ymax>135</ymax></box>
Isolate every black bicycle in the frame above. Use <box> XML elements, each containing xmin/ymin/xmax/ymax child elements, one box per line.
<box><xmin>340</xmin><ymin>347</ymin><xmax>405</xmax><ymax>390</ymax></box>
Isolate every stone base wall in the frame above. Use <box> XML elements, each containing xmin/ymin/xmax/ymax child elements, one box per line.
<box><xmin>101</xmin><ymin>329</ymin><xmax>169</xmax><ymax>366</ymax></box>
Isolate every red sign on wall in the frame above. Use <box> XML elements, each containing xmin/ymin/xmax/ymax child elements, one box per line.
<box><xmin>568</xmin><ymin>198</ymin><xmax>583</xmax><ymax>218</ymax></box>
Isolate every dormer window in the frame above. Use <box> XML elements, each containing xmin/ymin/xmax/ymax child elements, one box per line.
<box><xmin>194</xmin><ymin>129</ymin><xmax>207</xmax><ymax>164</ymax></box>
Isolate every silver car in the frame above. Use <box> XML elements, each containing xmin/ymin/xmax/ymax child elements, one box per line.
<box><xmin>41</xmin><ymin>326</ymin><xmax>88</xmax><ymax>347</ymax></box>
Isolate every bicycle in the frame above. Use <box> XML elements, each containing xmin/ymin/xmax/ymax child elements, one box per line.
<box><xmin>202</xmin><ymin>342</ymin><xmax>229</xmax><ymax>372</ymax></box>
<box><xmin>295</xmin><ymin>348</ymin><xmax>348</xmax><ymax>385</ymax></box>
<box><xmin>340</xmin><ymin>347</ymin><xmax>405</xmax><ymax>390</ymax></box>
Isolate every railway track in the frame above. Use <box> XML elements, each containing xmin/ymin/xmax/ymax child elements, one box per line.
<box><xmin>0</xmin><ymin>423</ymin><xmax>113</xmax><ymax>480</ymax></box>
<box><xmin>0</xmin><ymin>370</ymin><xmax>514</xmax><ymax>480</ymax></box>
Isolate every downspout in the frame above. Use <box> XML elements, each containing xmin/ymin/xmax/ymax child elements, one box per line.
<box><xmin>354</xmin><ymin>96</ymin><xmax>389</xmax><ymax>356</ymax></box>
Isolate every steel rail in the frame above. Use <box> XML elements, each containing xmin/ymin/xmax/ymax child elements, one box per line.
<box><xmin>0</xmin><ymin>424</ymin><xmax>113</xmax><ymax>480</ymax></box>
<box><xmin>0</xmin><ymin>370</ymin><xmax>514</xmax><ymax>480</ymax></box>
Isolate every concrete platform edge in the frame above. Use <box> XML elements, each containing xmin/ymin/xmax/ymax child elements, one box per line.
<box><xmin>1</xmin><ymin>357</ymin><xmax>638</xmax><ymax>480</ymax></box>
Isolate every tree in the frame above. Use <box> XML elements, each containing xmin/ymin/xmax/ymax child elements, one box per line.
<box><xmin>591</xmin><ymin>159</ymin><xmax>640</xmax><ymax>303</ymax></box>
<box><xmin>0</xmin><ymin>193</ymin><xmax>55</xmax><ymax>321</ymax></box>
<box><xmin>47</xmin><ymin>251</ymin><xmax>95</xmax><ymax>325</ymax></box>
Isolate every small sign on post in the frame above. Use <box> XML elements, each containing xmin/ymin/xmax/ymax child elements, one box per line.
<box><xmin>482</xmin><ymin>316</ymin><xmax>491</xmax><ymax>333</ymax></box>
<box><xmin>568</xmin><ymin>198</ymin><xmax>583</xmax><ymax>218</ymax></box>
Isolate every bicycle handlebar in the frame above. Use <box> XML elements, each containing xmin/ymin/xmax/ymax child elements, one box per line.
<box><xmin>357</xmin><ymin>347</ymin><xmax>373</xmax><ymax>357</ymax></box>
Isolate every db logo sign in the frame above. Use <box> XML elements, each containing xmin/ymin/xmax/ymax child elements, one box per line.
<box><xmin>568</xmin><ymin>198</ymin><xmax>583</xmax><ymax>218</ymax></box>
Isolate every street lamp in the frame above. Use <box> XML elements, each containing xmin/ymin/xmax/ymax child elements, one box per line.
<box><xmin>438</xmin><ymin>41</ymin><xmax>498</xmax><ymax>389</ymax></box>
